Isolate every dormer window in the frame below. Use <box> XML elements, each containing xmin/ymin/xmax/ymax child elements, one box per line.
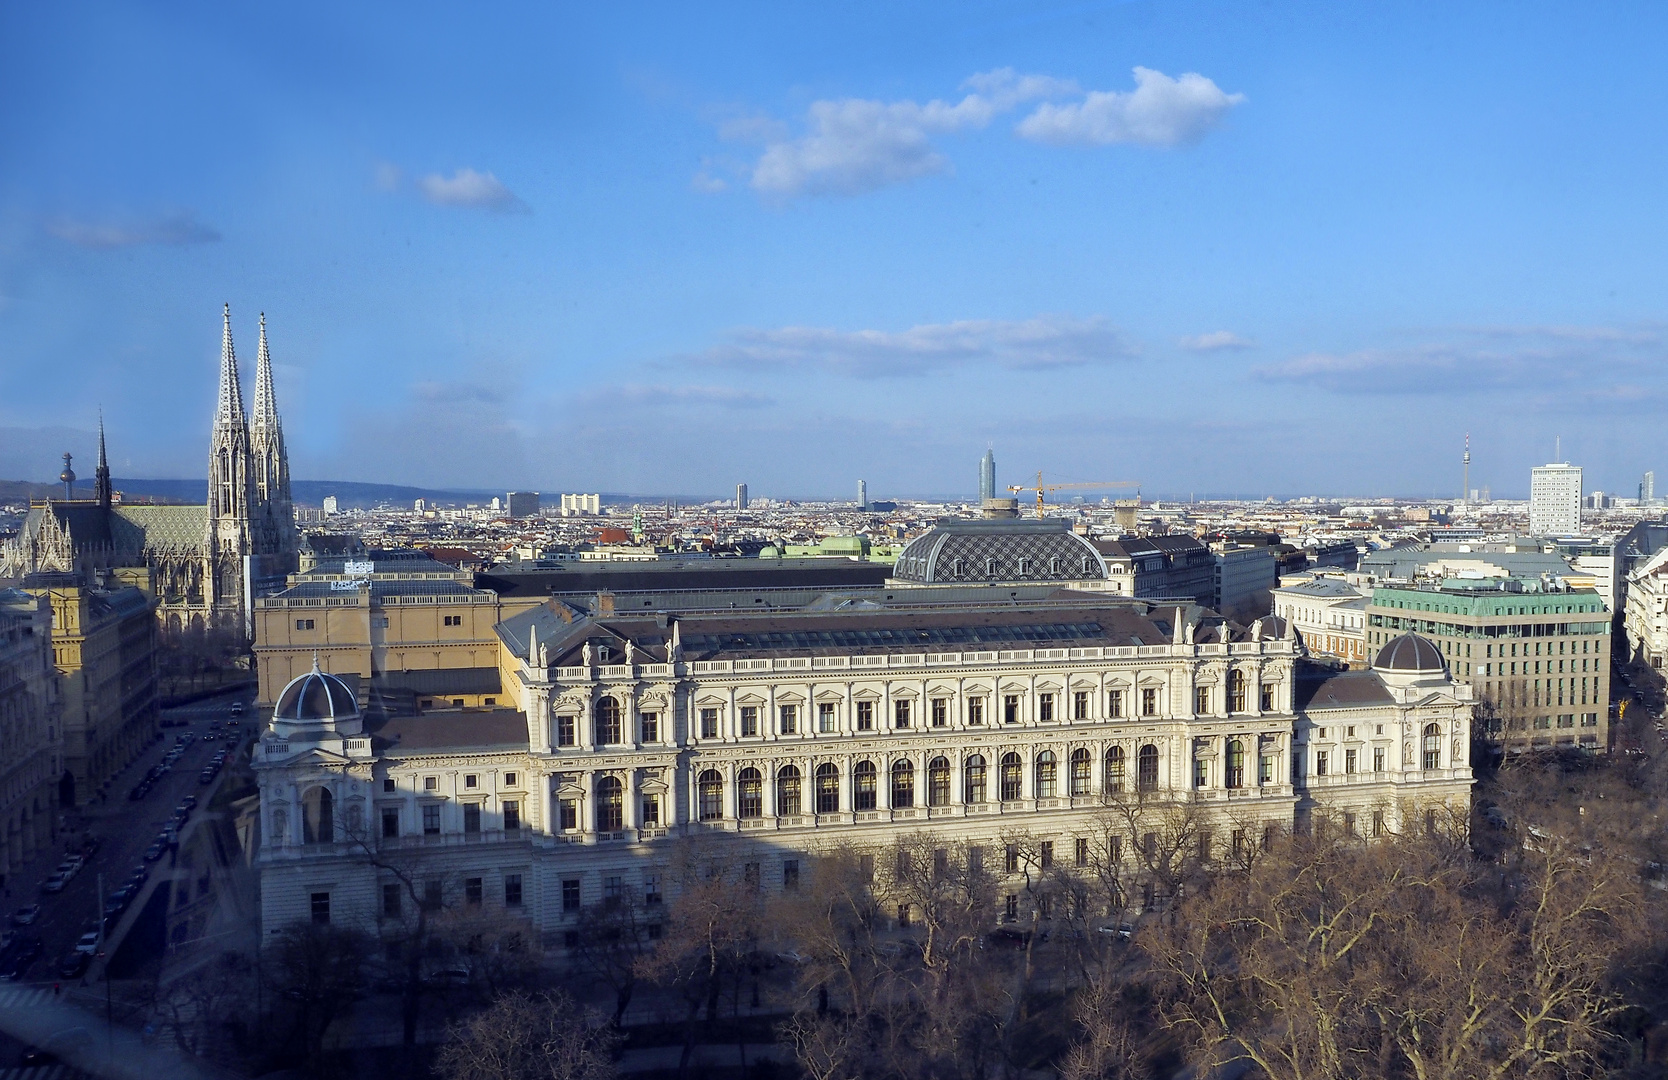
<box><xmin>1050</xmin><ymin>556</ymin><xmax>1062</xmax><ymax>575</ymax></box>
<box><xmin>986</xmin><ymin>557</ymin><xmax>998</xmax><ymax>576</ymax></box>
<box><xmin>597</xmin><ymin>645</ymin><xmax>611</xmax><ymax>663</ymax></box>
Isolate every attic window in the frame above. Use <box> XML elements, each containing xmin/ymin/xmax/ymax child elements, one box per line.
<box><xmin>986</xmin><ymin>557</ymin><xmax>998</xmax><ymax>576</ymax></box>
<box><xmin>597</xmin><ymin>645</ymin><xmax>610</xmax><ymax>662</ymax></box>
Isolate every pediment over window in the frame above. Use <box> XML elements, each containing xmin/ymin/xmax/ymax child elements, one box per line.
<box><xmin>735</xmin><ymin>691</ymin><xmax>767</xmax><ymax>705</ymax></box>
<box><xmin>814</xmin><ymin>690</ymin><xmax>846</xmax><ymax>703</ymax></box>
<box><xmin>774</xmin><ymin>692</ymin><xmax>805</xmax><ymax>705</ymax></box>
<box><xmin>851</xmin><ymin>689</ymin><xmax>883</xmax><ymax>702</ymax></box>
<box><xmin>694</xmin><ymin>693</ymin><xmax>729</xmax><ymax>706</ymax></box>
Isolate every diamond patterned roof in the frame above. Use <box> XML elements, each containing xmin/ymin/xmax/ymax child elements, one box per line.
<box><xmin>893</xmin><ymin>518</ymin><xmax>1108</xmax><ymax>584</ymax></box>
<box><xmin>113</xmin><ymin>505</ymin><xmax>209</xmax><ymax>554</ymax></box>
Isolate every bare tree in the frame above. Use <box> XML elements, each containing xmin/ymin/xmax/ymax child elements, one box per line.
<box><xmin>434</xmin><ymin>989</ymin><xmax>621</xmax><ymax>1080</ymax></box>
<box><xmin>571</xmin><ymin>888</ymin><xmax>657</xmax><ymax>1024</ymax></box>
<box><xmin>264</xmin><ymin>920</ymin><xmax>372</xmax><ymax>1074</ymax></box>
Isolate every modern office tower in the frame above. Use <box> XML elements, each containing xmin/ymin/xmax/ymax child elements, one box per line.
<box><xmin>322</xmin><ymin>495</ymin><xmax>339</xmax><ymax>515</ymax></box>
<box><xmin>857</xmin><ymin>479</ymin><xmax>868</xmax><ymax>510</ymax></box>
<box><xmin>737</xmin><ymin>483</ymin><xmax>749</xmax><ymax>511</ymax></box>
<box><xmin>1643</xmin><ymin>471</ymin><xmax>1656</xmax><ymax>505</ymax></box>
<box><xmin>505</xmin><ymin>492</ymin><xmax>540</xmax><ymax>519</ymax></box>
<box><xmin>980</xmin><ymin>448</ymin><xmax>997</xmax><ymax>501</ymax></box>
<box><xmin>1529</xmin><ymin>463</ymin><xmax>1582</xmax><ymax>536</ymax></box>
<box><xmin>561</xmin><ymin>493</ymin><xmax>601</xmax><ymax>516</ymax></box>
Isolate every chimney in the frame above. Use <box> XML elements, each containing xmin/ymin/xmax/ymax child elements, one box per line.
<box><xmin>595</xmin><ymin>590</ymin><xmax>616</xmax><ymax>617</ymax></box>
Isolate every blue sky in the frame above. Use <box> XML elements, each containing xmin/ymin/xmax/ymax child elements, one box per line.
<box><xmin>2</xmin><ymin>1</ymin><xmax>1666</xmax><ymax>500</ymax></box>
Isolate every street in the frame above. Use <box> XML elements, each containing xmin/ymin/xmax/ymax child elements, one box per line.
<box><xmin>0</xmin><ymin>687</ymin><xmax>252</xmax><ymax>1068</ymax></box>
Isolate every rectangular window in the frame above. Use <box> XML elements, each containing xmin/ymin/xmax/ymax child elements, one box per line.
<box><xmin>740</xmin><ymin>706</ymin><xmax>760</xmax><ymax>737</ymax></box>
<box><xmin>295</xmin><ymin>618</ymin><xmax>315</xmax><ymax>631</ymax></box>
<box><xmin>1345</xmin><ymin>749</ymin><xmax>1357</xmax><ymax>774</ymax></box>
<box><xmin>1142</xmin><ymin>688</ymin><xmax>1158</xmax><ymax>716</ymax></box>
<box><xmin>783</xmin><ymin>859</ymin><xmax>800</xmax><ymax>891</ymax></box>
<box><xmin>968</xmin><ymin>846</ymin><xmax>984</xmax><ymax>875</ymax></box>
<box><xmin>641</xmin><ymin>713</ymin><xmax>659</xmax><ymax>742</ymax></box>
<box><xmin>463</xmin><ymin>804</ymin><xmax>481</xmax><ymax>833</ymax></box>
<box><xmin>382</xmin><ymin>883</ymin><xmax>402</xmax><ymax>918</ymax></box>
<box><xmin>562</xmin><ymin>879</ymin><xmax>581</xmax><ymax>912</ymax></box>
<box><xmin>604</xmin><ymin>876</ymin><xmax>623</xmax><ymax>904</ymax></box>
<box><xmin>1038</xmin><ymin>693</ymin><xmax>1054</xmax><ymax>722</ymax></box>
<box><xmin>1107</xmin><ymin>689</ymin><xmax>1123</xmax><ymax>718</ymax></box>
<box><xmin>1075</xmin><ymin>837</ymin><xmax>1089</xmax><ymax>866</ymax></box>
<box><xmin>423</xmin><ymin>805</ymin><xmax>441</xmax><ymax>835</ymax></box>
<box><xmin>465</xmin><ymin>774</ymin><xmax>478</xmax><ymax>788</ymax></box>
<box><xmin>1005</xmin><ymin>844</ymin><xmax>1019</xmax><ymax>874</ymax></box>
<box><xmin>503</xmin><ymin>800</ymin><xmax>520</xmax><ymax>831</ymax></box>
<box><xmin>967</xmin><ymin>697</ymin><xmax>984</xmax><ymax>725</ymax></box>
<box><xmin>1004</xmin><ymin>695</ymin><xmax>1020</xmax><ymax>724</ymax></box>
<box><xmin>1074</xmin><ymin>691</ymin><xmax>1088</xmax><ymax>720</ymax></box>
<box><xmin>381</xmin><ymin>808</ymin><xmax>399</xmax><ymax>838</ymax></box>
<box><xmin>1373</xmin><ymin>747</ymin><xmax>1385</xmax><ymax>772</ymax></box>
<box><xmin>446</xmin><ymin>615</ymin><xmax>463</xmax><ymax>626</ymax></box>
<box><xmin>1005</xmin><ymin>895</ymin><xmax>1019</xmax><ymax>922</ymax></box>
<box><xmin>423</xmin><ymin>879</ymin><xmax>443</xmax><ymax>911</ymax></box>
<box><xmin>743</xmin><ymin>863</ymin><xmax>760</xmax><ymax>891</ymax></box>
<box><xmin>505</xmin><ymin>874</ymin><xmax>523</xmax><ymax>907</ymax></box>
<box><xmin>700</xmin><ymin>708</ymin><xmax>719</xmax><ymax>739</ymax></box>
<box><xmin>1343</xmin><ymin>813</ymin><xmax>1356</xmax><ymax>838</ymax></box>
<box><xmin>1195</xmin><ymin>687</ymin><xmax>1210</xmax><ymax>715</ymax></box>
<box><xmin>818</xmin><ymin>702</ymin><xmax>836</xmax><ymax>732</ymax></box>
<box><xmin>1316</xmin><ymin>751</ymin><xmax>1329</xmax><ymax>776</ymax></box>
<box><xmin>465</xmin><ymin>877</ymin><xmax>483</xmax><ymax>905</ymax></box>
<box><xmin>779</xmin><ymin>704</ymin><xmax>798</xmax><ymax>735</ymax></box>
<box><xmin>557</xmin><ymin>715</ymin><xmax>576</xmax><ymax>747</ymax></box>
<box><xmin>857</xmin><ymin>701</ymin><xmax>874</xmax><ymax>730</ymax></box>
<box><xmin>932</xmin><ymin>699</ymin><xmax>948</xmax><ymax>727</ymax></box>
<box><xmin>1262</xmin><ymin>683</ymin><xmax>1276</xmax><ymax>711</ymax></box>
<box><xmin>1108</xmin><ymin>835</ymin><xmax>1122</xmax><ymax>863</ymax></box>
<box><xmin>310</xmin><ymin>892</ymin><xmax>330</xmax><ymax>924</ymax></box>
<box><xmin>1040</xmin><ymin>840</ymin><xmax>1054</xmax><ymax>868</ymax></box>
<box><xmin>645</xmin><ymin>873</ymin><xmax>661</xmax><ymax>905</ymax></box>
<box><xmin>1372</xmin><ymin>810</ymin><xmax>1385</xmax><ymax>837</ymax></box>
<box><xmin>894</xmin><ymin>699</ymin><xmax>911</xmax><ymax>729</ymax></box>
<box><xmin>383</xmin><ymin>777</ymin><xmax>396</xmax><ymax>793</ymax></box>
<box><xmin>641</xmin><ymin>795</ymin><xmax>660</xmax><ymax>827</ymax></box>
<box><xmin>559</xmin><ymin>799</ymin><xmax>577</xmax><ymax>831</ymax></box>
<box><xmin>504</xmin><ymin>772</ymin><xmax>517</xmax><ymax>786</ymax></box>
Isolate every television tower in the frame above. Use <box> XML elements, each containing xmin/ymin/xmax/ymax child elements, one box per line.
<box><xmin>1462</xmin><ymin>432</ymin><xmax>1470</xmax><ymax>504</ymax></box>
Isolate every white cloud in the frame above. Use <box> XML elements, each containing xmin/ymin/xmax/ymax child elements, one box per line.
<box><xmin>692</xmin><ymin>314</ymin><xmax>1134</xmax><ymax>378</ymax></box>
<box><xmin>595</xmin><ymin>384</ymin><xmax>774</xmax><ymax>408</ymax></box>
<box><xmin>1181</xmin><ymin>330</ymin><xmax>1254</xmax><ymax>352</ymax></box>
<box><xmin>416</xmin><ymin>168</ymin><xmax>529</xmax><ymax>212</ymax></box>
<box><xmin>1017</xmin><ymin>67</ymin><xmax>1245</xmax><ymax>147</ymax></box>
<box><xmin>749</xmin><ymin>68</ymin><xmax>1071</xmax><ymax>197</ymax></box>
<box><xmin>45</xmin><ymin>210</ymin><xmax>221</xmax><ymax>249</ymax></box>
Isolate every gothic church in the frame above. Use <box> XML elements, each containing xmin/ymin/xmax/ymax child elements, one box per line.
<box><xmin>1</xmin><ymin>306</ymin><xmax>300</xmax><ymax>634</ymax></box>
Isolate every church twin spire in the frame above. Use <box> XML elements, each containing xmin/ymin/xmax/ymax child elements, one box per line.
<box><xmin>208</xmin><ymin>304</ymin><xmax>295</xmax><ymax>561</ymax></box>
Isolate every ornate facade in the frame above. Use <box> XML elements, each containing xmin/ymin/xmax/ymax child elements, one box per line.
<box><xmin>0</xmin><ymin>306</ymin><xmax>299</xmax><ymax>635</ymax></box>
<box><xmin>252</xmin><ymin>595</ymin><xmax>1474</xmax><ymax>941</ymax></box>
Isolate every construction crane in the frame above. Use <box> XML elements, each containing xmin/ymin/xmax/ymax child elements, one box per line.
<box><xmin>1008</xmin><ymin>472</ymin><xmax>1141</xmax><ymax>517</ymax></box>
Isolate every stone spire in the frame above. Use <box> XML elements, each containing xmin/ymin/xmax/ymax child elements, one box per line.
<box><xmin>207</xmin><ymin>304</ymin><xmax>254</xmax><ymax>563</ymax></box>
<box><xmin>248</xmin><ymin>312</ymin><xmax>298</xmax><ymax>562</ymax></box>
<box><xmin>94</xmin><ymin>409</ymin><xmax>112</xmax><ymax>509</ymax></box>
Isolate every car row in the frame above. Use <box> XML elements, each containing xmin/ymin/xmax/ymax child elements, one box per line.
<box><xmin>0</xmin><ymin>934</ymin><xmax>43</xmax><ymax>981</ymax></box>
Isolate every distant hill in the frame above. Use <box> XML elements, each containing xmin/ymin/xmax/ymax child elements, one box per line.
<box><xmin>1</xmin><ymin>477</ymin><xmax>736</xmax><ymax>510</ymax></box>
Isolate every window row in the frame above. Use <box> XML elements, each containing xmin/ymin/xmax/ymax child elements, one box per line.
<box><xmin>693</xmin><ymin>746</ymin><xmax>1163</xmax><ymax>821</ymax></box>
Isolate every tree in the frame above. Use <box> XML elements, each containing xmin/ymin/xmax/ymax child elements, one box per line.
<box><xmin>434</xmin><ymin>990</ymin><xmax>620</xmax><ymax>1080</ymax></box>
<box><xmin>264</xmin><ymin>921</ymin><xmax>371</xmax><ymax>1073</ymax></box>
<box><xmin>571</xmin><ymin>888</ymin><xmax>657</xmax><ymax>1025</ymax></box>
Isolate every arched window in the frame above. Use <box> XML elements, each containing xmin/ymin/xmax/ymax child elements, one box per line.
<box><xmin>594</xmin><ymin>698</ymin><xmax>621</xmax><ymax>745</ymax></box>
<box><xmin>815</xmin><ymin>763</ymin><xmax>840</xmax><ymax>814</ymax></box>
<box><xmin>1422</xmin><ymin>724</ymin><xmax>1441</xmax><ymax>770</ymax></box>
<box><xmin>301</xmin><ymin>787</ymin><xmax>333</xmax><ymax>844</ymax></box>
<box><xmin>964</xmin><ymin>755</ymin><xmax>987</xmax><ymax>803</ymax></box>
<box><xmin>927</xmin><ymin>756</ymin><xmax>951</xmax><ymax>806</ymax></box>
<box><xmin>854</xmin><ymin>760</ymin><xmax>878</xmax><ymax>811</ymax></box>
<box><xmin>1035</xmin><ymin>751</ymin><xmax>1058</xmax><ymax>798</ymax></box>
<box><xmin>891</xmin><ymin>759</ymin><xmax>915</xmax><ymax>808</ymax></box>
<box><xmin>1070</xmin><ymin>748</ymin><xmax>1092</xmax><ymax>796</ymax></box>
<box><xmin>596</xmin><ymin>775</ymin><xmax>624</xmax><ymax>831</ymax></box>
<box><xmin>777</xmin><ymin>765</ymin><xmax>802</xmax><ymax>816</ymax></box>
<box><xmin>737</xmin><ymin>767</ymin><xmax>764</xmax><ymax>818</ymax></box>
<box><xmin>1137</xmin><ymin>744</ymin><xmax>1160</xmax><ymax>791</ymax></box>
<box><xmin>1000</xmin><ymin>752</ymin><xmax>1023</xmax><ymax>801</ymax></box>
<box><xmin>698</xmin><ymin>770</ymin><xmax>723</xmax><ymax>821</ymax></box>
<box><xmin>1225</xmin><ymin>740</ymin><xmax>1245</xmax><ymax>789</ymax></box>
<box><xmin>1105</xmin><ymin>746</ymin><xmax>1126</xmax><ymax>794</ymax></box>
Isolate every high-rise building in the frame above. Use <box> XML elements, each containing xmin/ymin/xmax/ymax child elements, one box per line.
<box><xmin>1643</xmin><ymin>471</ymin><xmax>1656</xmax><ymax>505</ymax></box>
<box><xmin>736</xmin><ymin>483</ymin><xmax>749</xmax><ymax>511</ymax></box>
<box><xmin>560</xmin><ymin>493</ymin><xmax>601</xmax><ymax>516</ymax></box>
<box><xmin>505</xmin><ymin>492</ymin><xmax>540</xmax><ymax>519</ymax></box>
<box><xmin>323</xmin><ymin>495</ymin><xmax>339</xmax><ymax>515</ymax></box>
<box><xmin>857</xmin><ymin>479</ymin><xmax>868</xmax><ymax>510</ymax></box>
<box><xmin>979</xmin><ymin>448</ymin><xmax>996</xmax><ymax>501</ymax></box>
<box><xmin>1529</xmin><ymin>463</ymin><xmax>1582</xmax><ymax>536</ymax></box>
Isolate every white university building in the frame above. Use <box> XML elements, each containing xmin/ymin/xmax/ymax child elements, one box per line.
<box><xmin>252</xmin><ymin>585</ymin><xmax>1474</xmax><ymax>941</ymax></box>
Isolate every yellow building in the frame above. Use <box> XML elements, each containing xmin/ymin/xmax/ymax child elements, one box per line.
<box><xmin>252</xmin><ymin>551</ymin><xmax>518</xmax><ymax>709</ymax></box>
<box><xmin>22</xmin><ymin>573</ymin><xmax>159</xmax><ymax>805</ymax></box>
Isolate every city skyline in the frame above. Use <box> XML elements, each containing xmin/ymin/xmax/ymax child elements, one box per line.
<box><xmin>4</xmin><ymin>3</ymin><xmax>1668</xmax><ymax>496</ymax></box>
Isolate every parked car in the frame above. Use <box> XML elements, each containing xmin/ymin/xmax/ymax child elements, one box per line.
<box><xmin>10</xmin><ymin>906</ymin><xmax>39</xmax><ymax>927</ymax></box>
<box><xmin>230</xmin><ymin>702</ymin><xmax>245</xmax><ymax>716</ymax></box>
<box><xmin>142</xmin><ymin>842</ymin><xmax>165</xmax><ymax>862</ymax></box>
<box><xmin>179</xmin><ymin>795</ymin><xmax>197</xmax><ymax>810</ymax></box>
<box><xmin>74</xmin><ymin>931</ymin><xmax>100</xmax><ymax>955</ymax></box>
<box><xmin>40</xmin><ymin>874</ymin><xmax>66</xmax><ymax>894</ymax></box>
<box><xmin>56</xmin><ymin>951</ymin><xmax>90</xmax><ymax>979</ymax></box>
<box><xmin>55</xmin><ymin>861</ymin><xmax>80</xmax><ymax>880</ymax></box>
<box><xmin>198</xmin><ymin>770</ymin><xmax>216</xmax><ymax>786</ymax></box>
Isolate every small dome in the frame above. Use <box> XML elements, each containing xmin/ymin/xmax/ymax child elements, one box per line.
<box><xmin>274</xmin><ymin>662</ymin><xmax>359</xmax><ymax>723</ymax></box>
<box><xmin>1373</xmin><ymin>633</ymin><xmax>1446</xmax><ymax>674</ymax></box>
